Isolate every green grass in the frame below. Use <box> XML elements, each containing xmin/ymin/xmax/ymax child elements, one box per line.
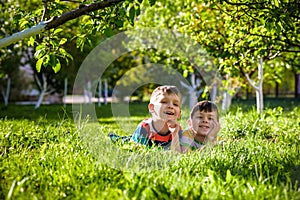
<box><xmin>0</xmin><ymin>99</ymin><xmax>300</xmax><ymax>199</ymax></box>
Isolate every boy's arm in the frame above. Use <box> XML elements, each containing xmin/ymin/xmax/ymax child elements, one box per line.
<box><xmin>171</xmin><ymin>130</ymin><xmax>181</xmax><ymax>152</ymax></box>
<box><xmin>205</xmin><ymin>120</ymin><xmax>220</xmax><ymax>145</ymax></box>
<box><xmin>167</xmin><ymin>120</ymin><xmax>182</xmax><ymax>153</ymax></box>
<box><xmin>131</xmin><ymin>123</ymin><xmax>150</xmax><ymax>145</ymax></box>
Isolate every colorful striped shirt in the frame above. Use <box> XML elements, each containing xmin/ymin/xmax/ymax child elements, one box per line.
<box><xmin>131</xmin><ymin>118</ymin><xmax>182</xmax><ymax>149</ymax></box>
<box><xmin>180</xmin><ymin>129</ymin><xmax>205</xmax><ymax>151</ymax></box>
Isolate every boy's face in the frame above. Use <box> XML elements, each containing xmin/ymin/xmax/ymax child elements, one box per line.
<box><xmin>188</xmin><ymin>110</ymin><xmax>218</xmax><ymax>136</ymax></box>
<box><xmin>149</xmin><ymin>93</ymin><xmax>181</xmax><ymax>121</ymax></box>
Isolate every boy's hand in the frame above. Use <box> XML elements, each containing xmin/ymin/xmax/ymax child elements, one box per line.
<box><xmin>166</xmin><ymin>119</ymin><xmax>179</xmax><ymax>134</ymax></box>
<box><xmin>206</xmin><ymin>120</ymin><xmax>220</xmax><ymax>143</ymax></box>
<box><xmin>167</xmin><ymin>119</ymin><xmax>182</xmax><ymax>152</ymax></box>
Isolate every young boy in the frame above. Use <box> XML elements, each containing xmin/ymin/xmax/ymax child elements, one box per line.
<box><xmin>131</xmin><ymin>85</ymin><xmax>182</xmax><ymax>150</ymax></box>
<box><xmin>179</xmin><ymin>100</ymin><xmax>220</xmax><ymax>153</ymax></box>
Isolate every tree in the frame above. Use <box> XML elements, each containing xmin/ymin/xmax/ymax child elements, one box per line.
<box><xmin>131</xmin><ymin>0</ymin><xmax>300</xmax><ymax>112</ymax></box>
<box><xmin>0</xmin><ymin>2</ymin><xmax>27</xmax><ymax>106</ymax></box>
<box><xmin>1</xmin><ymin>0</ymin><xmax>299</xmax><ymax>112</ymax></box>
<box><xmin>191</xmin><ymin>0</ymin><xmax>299</xmax><ymax>112</ymax></box>
<box><xmin>0</xmin><ymin>0</ymin><xmax>151</xmax><ymax>107</ymax></box>
<box><xmin>0</xmin><ymin>0</ymin><xmax>153</xmax><ymax>73</ymax></box>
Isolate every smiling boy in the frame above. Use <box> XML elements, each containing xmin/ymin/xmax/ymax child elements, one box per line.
<box><xmin>131</xmin><ymin>85</ymin><xmax>182</xmax><ymax>149</ymax></box>
<box><xmin>180</xmin><ymin>100</ymin><xmax>220</xmax><ymax>153</ymax></box>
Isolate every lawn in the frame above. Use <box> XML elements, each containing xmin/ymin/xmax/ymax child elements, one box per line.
<box><xmin>0</xmin><ymin>98</ymin><xmax>299</xmax><ymax>199</ymax></box>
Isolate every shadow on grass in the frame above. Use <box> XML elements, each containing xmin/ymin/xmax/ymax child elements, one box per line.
<box><xmin>290</xmin><ymin>165</ymin><xmax>300</xmax><ymax>188</ymax></box>
<box><xmin>231</xmin><ymin>97</ymin><xmax>300</xmax><ymax>111</ymax></box>
<box><xmin>1</xmin><ymin>98</ymin><xmax>299</xmax><ymax>121</ymax></box>
<box><xmin>0</xmin><ymin>102</ymin><xmax>149</xmax><ymax>121</ymax></box>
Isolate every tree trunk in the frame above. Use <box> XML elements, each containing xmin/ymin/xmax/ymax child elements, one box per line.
<box><xmin>35</xmin><ymin>73</ymin><xmax>47</xmax><ymax>109</ymax></box>
<box><xmin>222</xmin><ymin>91</ymin><xmax>232</xmax><ymax>111</ymax></box>
<box><xmin>246</xmin><ymin>86</ymin><xmax>250</xmax><ymax>100</ymax></box>
<box><xmin>295</xmin><ymin>73</ymin><xmax>300</xmax><ymax>98</ymax></box>
<box><xmin>104</xmin><ymin>79</ymin><xmax>108</xmax><ymax>105</ymax></box>
<box><xmin>275</xmin><ymin>82</ymin><xmax>279</xmax><ymax>98</ymax></box>
<box><xmin>87</xmin><ymin>80</ymin><xmax>92</xmax><ymax>103</ymax></box>
<box><xmin>64</xmin><ymin>78</ymin><xmax>68</xmax><ymax>108</ymax></box>
<box><xmin>1</xmin><ymin>77</ymin><xmax>11</xmax><ymax>106</ymax></box>
<box><xmin>221</xmin><ymin>74</ymin><xmax>236</xmax><ymax>111</ymax></box>
<box><xmin>98</xmin><ymin>79</ymin><xmax>102</xmax><ymax>107</ymax></box>
<box><xmin>83</xmin><ymin>80</ymin><xmax>92</xmax><ymax>104</ymax></box>
<box><xmin>211</xmin><ymin>82</ymin><xmax>218</xmax><ymax>102</ymax></box>
<box><xmin>256</xmin><ymin>59</ymin><xmax>263</xmax><ymax>113</ymax></box>
<box><xmin>180</xmin><ymin>73</ymin><xmax>202</xmax><ymax>108</ymax></box>
<box><xmin>245</xmin><ymin>57</ymin><xmax>264</xmax><ymax>114</ymax></box>
<box><xmin>256</xmin><ymin>87</ymin><xmax>263</xmax><ymax>114</ymax></box>
<box><xmin>35</xmin><ymin>89</ymin><xmax>45</xmax><ymax>109</ymax></box>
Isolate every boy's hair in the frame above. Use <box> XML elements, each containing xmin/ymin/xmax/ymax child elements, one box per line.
<box><xmin>150</xmin><ymin>85</ymin><xmax>182</xmax><ymax>104</ymax></box>
<box><xmin>190</xmin><ymin>100</ymin><xmax>219</xmax><ymax>120</ymax></box>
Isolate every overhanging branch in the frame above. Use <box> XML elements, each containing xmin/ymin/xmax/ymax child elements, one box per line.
<box><xmin>0</xmin><ymin>0</ymin><xmax>125</xmax><ymax>49</ymax></box>
<box><xmin>45</xmin><ymin>0</ymin><xmax>124</xmax><ymax>30</ymax></box>
<box><xmin>222</xmin><ymin>0</ymin><xmax>267</xmax><ymax>6</ymax></box>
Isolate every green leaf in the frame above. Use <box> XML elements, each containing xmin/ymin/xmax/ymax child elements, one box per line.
<box><xmin>36</xmin><ymin>44</ymin><xmax>45</xmax><ymax>51</ymax></box>
<box><xmin>183</xmin><ymin>69</ymin><xmax>189</xmax><ymax>78</ymax></box>
<box><xmin>129</xmin><ymin>6</ymin><xmax>135</xmax><ymax>25</ymax></box>
<box><xmin>104</xmin><ymin>28</ymin><xmax>114</xmax><ymax>37</ymax></box>
<box><xmin>28</xmin><ymin>36</ymin><xmax>35</xmax><ymax>47</ymax></box>
<box><xmin>59</xmin><ymin>38</ymin><xmax>67</xmax><ymax>45</ymax></box>
<box><xmin>52</xmin><ymin>58</ymin><xmax>61</xmax><ymax>73</ymax></box>
<box><xmin>36</xmin><ymin>58</ymin><xmax>43</xmax><ymax>72</ymax></box>
<box><xmin>136</xmin><ymin>6</ymin><xmax>140</xmax><ymax>16</ymax></box>
<box><xmin>34</xmin><ymin>49</ymin><xmax>46</xmax><ymax>59</ymax></box>
<box><xmin>115</xmin><ymin>20</ymin><xmax>123</xmax><ymax>28</ymax></box>
<box><xmin>59</xmin><ymin>48</ymin><xmax>73</xmax><ymax>61</ymax></box>
<box><xmin>19</xmin><ymin>19</ymin><xmax>28</xmax><ymax>29</ymax></box>
<box><xmin>44</xmin><ymin>54</ymin><xmax>50</xmax><ymax>66</ymax></box>
<box><xmin>148</xmin><ymin>0</ymin><xmax>156</xmax><ymax>6</ymax></box>
<box><xmin>0</xmin><ymin>73</ymin><xmax>5</xmax><ymax>79</ymax></box>
<box><xmin>53</xmin><ymin>28</ymin><xmax>63</xmax><ymax>35</ymax></box>
<box><xmin>50</xmin><ymin>39</ymin><xmax>59</xmax><ymax>49</ymax></box>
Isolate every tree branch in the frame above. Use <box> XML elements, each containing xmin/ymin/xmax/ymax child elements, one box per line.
<box><xmin>46</xmin><ymin>0</ymin><xmax>124</xmax><ymax>30</ymax></box>
<box><xmin>272</xmin><ymin>48</ymin><xmax>300</xmax><ymax>53</ymax></box>
<box><xmin>249</xmin><ymin>33</ymin><xmax>300</xmax><ymax>49</ymax></box>
<box><xmin>222</xmin><ymin>0</ymin><xmax>267</xmax><ymax>6</ymax></box>
<box><xmin>41</xmin><ymin>0</ymin><xmax>48</xmax><ymax>21</ymax></box>
<box><xmin>245</xmin><ymin>72</ymin><xmax>259</xmax><ymax>91</ymax></box>
<box><xmin>0</xmin><ymin>0</ymin><xmax>125</xmax><ymax>49</ymax></box>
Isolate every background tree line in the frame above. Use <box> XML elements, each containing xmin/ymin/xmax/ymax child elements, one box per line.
<box><xmin>0</xmin><ymin>0</ymin><xmax>299</xmax><ymax>111</ymax></box>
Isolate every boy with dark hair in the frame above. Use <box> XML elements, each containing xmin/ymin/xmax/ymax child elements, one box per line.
<box><xmin>179</xmin><ymin>100</ymin><xmax>220</xmax><ymax>153</ymax></box>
